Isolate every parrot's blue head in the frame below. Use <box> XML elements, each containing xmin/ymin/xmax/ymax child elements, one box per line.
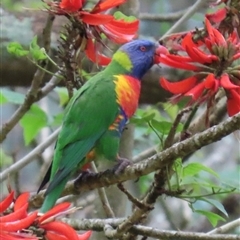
<box><xmin>113</xmin><ymin>39</ymin><xmax>163</xmax><ymax>79</ymax></box>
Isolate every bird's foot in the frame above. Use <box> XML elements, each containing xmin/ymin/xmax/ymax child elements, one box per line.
<box><xmin>112</xmin><ymin>157</ymin><xmax>132</xmax><ymax>174</ymax></box>
<box><xmin>75</xmin><ymin>170</ymin><xmax>98</xmax><ymax>182</ymax></box>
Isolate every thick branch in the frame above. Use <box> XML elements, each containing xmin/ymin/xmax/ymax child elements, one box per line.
<box><xmin>61</xmin><ymin>217</ymin><xmax>240</xmax><ymax>240</ymax></box>
<box><xmin>30</xmin><ymin>113</ymin><xmax>240</xmax><ymax>207</ymax></box>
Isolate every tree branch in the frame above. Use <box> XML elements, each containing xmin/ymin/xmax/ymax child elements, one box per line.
<box><xmin>207</xmin><ymin>218</ymin><xmax>240</xmax><ymax>235</ymax></box>
<box><xmin>0</xmin><ymin>128</ymin><xmax>60</xmax><ymax>182</ymax></box>
<box><xmin>61</xmin><ymin>217</ymin><xmax>240</xmax><ymax>240</ymax></box>
<box><xmin>132</xmin><ymin>99</ymin><xmax>227</xmax><ymax>164</ymax></box>
<box><xmin>30</xmin><ymin>113</ymin><xmax>240</xmax><ymax>208</ymax></box>
<box><xmin>160</xmin><ymin>0</ymin><xmax>209</xmax><ymax>40</ymax></box>
<box><xmin>140</xmin><ymin>9</ymin><xmax>186</xmax><ymax>21</ymax></box>
<box><xmin>0</xmin><ymin>14</ymin><xmax>55</xmax><ymax>142</ymax></box>
<box><xmin>91</xmin><ymin>162</ymin><xmax>115</xmax><ymax>218</ymax></box>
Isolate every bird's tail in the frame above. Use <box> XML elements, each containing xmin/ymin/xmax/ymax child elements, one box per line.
<box><xmin>40</xmin><ymin>177</ymin><xmax>68</xmax><ymax>213</ymax></box>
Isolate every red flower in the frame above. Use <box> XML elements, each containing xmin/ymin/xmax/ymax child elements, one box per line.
<box><xmin>0</xmin><ymin>191</ymin><xmax>38</xmax><ymax>239</ymax></box>
<box><xmin>206</xmin><ymin>8</ymin><xmax>227</xmax><ymax>23</ymax></box>
<box><xmin>205</xmin><ymin>0</ymin><xmax>240</xmax><ymax>34</ymax></box>
<box><xmin>48</xmin><ymin>0</ymin><xmax>139</xmax><ymax>65</ymax></box>
<box><xmin>157</xmin><ymin>18</ymin><xmax>240</xmax><ymax>116</ymax></box>
<box><xmin>0</xmin><ymin>191</ymin><xmax>92</xmax><ymax>240</ymax></box>
<box><xmin>37</xmin><ymin>202</ymin><xmax>92</xmax><ymax>240</ymax></box>
<box><xmin>60</xmin><ymin>0</ymin><xmax>84</xmax><ymax>12</ymax></box>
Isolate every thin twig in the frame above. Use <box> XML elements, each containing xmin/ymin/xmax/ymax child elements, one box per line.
<box><xmin>61</xmin><ymin>217</ymin><xmax>240</xmax><ymax>240</ymax></box>
<box><xmin>0</xmin><ymin>128</ymin><xmax>60</xmax><ymax>182</ymax></box>
<box><xmin>158</xmin><ymin>197</ymin><xmax>178</xmax><ymax>230</ymax></box>
<box><xmin>117</xmin><ymin>183</ymin><xmax>152</xmax><ymax>211</ymax></box>
<box><xmin>133</xmin><ymin>100</ymin><xmax>226</xmax><ymax>164</ymax></box>
<box><xmin>140</xmin><ymin>9</ymin><xmax>186</xmax><ymax>21</ymax></box>
<box><xmin>0</xmin><ymin>14</ymin><xmax>55</xmax><ymax>143</ymax></box>
<box><xmin>160</xmin><ymin>0</ymin><xmax>209</xmax><ymax>40</ymax></box>
<box><xmin>38</xmin><ymin>71</ymin><xmax>63</xmax><ymax>98</ymax></box>
<box><xmin>29</xmin><ymin>112</ymin><xmax>240</xmax><ymax>211</ymax></box>
<box><xmin>163</xmin><ymin>107</ymin><xmax>192</xmax><ymax>149</ymax></box>
<box><xmin>84</xmin><ymin>112</ymin><xmax>240</xmax><ymax>239</ymax></box>
<box><xmin>207</xmin><ymin>217</ymin><xmax>240</xmax><ymax>235</ymax></box>
<box><xmin>91</xmin><ymin>162</ymin><xmax>115</xmax><ymax>218</ymax></box>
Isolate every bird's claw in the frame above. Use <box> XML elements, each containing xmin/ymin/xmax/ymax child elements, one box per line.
<box><xmin>112</xmin><ymin>157</ymin><xmax>132</xmax><ymax>174</ymax></box>
<box><xmin>75</xmin><ymin>170</ymin><xmax>97</xmax><ymax>182</ymax></box>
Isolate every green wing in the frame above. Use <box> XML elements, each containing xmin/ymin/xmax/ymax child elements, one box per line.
<box><xmin>46</xmin><ymin>74</ymin><xmax>119</xmax><ymax>194</ymax></box>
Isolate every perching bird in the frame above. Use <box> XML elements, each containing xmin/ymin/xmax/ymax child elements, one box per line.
<box><xmin>38</xmin><ymin>39</ymin><xmax>163</xmax><ymax>213</ymax></box>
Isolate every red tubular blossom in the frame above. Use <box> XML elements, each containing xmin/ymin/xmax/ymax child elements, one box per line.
<box><xmin>99</xmin><ymin>19</ymin><xmax>139</xmax><ymax>43</ymax></box>
<box><xmin>14</xmin><ymin>192</ymin><xmax>30</xmax><ymax>211</ymax></box>
<box><xmin>227</xmin><ymin>89</ymin><xmax>240</xmax><ymax>116</ymax></box>
<box><xmin>212</xmin><ymin>28</ymin><xmax>227</xmax><ymax>46</ymax></box>
<box><xmin>232</xmin><ymin>52</ymin><xmax>240</xmax><ymax>61</ymax></box>
<box><xmin>185</xmin><ymin>82</ymin><xmax>205</xmax><ymax>100</ymax></box>
<box><xmin>0</xmin><ymin>232</ymin><xmax>37</xmax><ymax>240</ymax></box>
<box><xmin>160</xmin><ymin>55</ymin><xmax>199</xmax><ymax>71</ymax></box>
<box><xmin>45</xmin><ymin>231</ymin><xmax>69</xmax><ymax>240</ymax></box>
<box><xmin>220</xmin><ymin>74</ymin><xmax>240</xmax><ymax>90</ymax></box>
<box><xmin>41</xmin><ymin>221</ymin><xmax>79</xmax><ymax>240</ymax></box>
<box><xmin>91</xmin><ymin>0</ymin><xmax>126</xmax><ymax>13</ymax></box>
<box><xmin>0</xmin><ymin>211</ymin><xmax>38</xmax><ymax>232</ymax></box>
<box><xmin>38</xmin><ymin>202</ymin><xmax>71</xmax><ymax>223</ymax></box>
<box><xmin>85</xmin><ymin>39</ymin><xmax>111</xmax><ymax>65</ymax></box>
<box><xmin>100</xmin><ymin>26</ymin><xmax>135</xmax><ymax>43</ymax></box>
<box><xmin>53</xmin><ymin>0</ymin><xmax>139</xmax><ymax>65</ymax></box>
<box><xmin>106</xmin><ymin>19</ymin><xmax>139</xmax><ymax>34</ymax></box>
<box><xmin>204</xmin><ymin>73</ymin><xmax>217</xmax><ymax>90</ymax></box>
<box><xmin>77</xmin><ymin>230</ymin><xmax>92</xmax><ymax>240</ymax></box>
<box><xmin>158</xmin><ymin>17</ymin><xmax>240</xmax><ymax>117</ymax></box>
<box><xmin>80</xmin><ymin>12</ymin><xmax>113</xmax><ymax>25</ymax></box>
<box><xmin>186</xmin><ymin>45</ymin><xmax>218</xmax><ymax>64</ymax></box>
<box><xmin>162</xmin><ymin>54</ymin><xmax>192</xmax><ymax>62</ymax></box>
<box><xmin>60</xmin><ymin>0</ymin><xmax>84</xmax><ymax>12</ymax></box>
<box><xmin>205</xmin><ymin>18</ymin><xmax>215</xmax><ymax>43</ymax></box>
<box><xmin>0</xmin><ymin>203</ymin><xmax>28</xmax><ymax>223</ymax></box>
<box><xmin>160</xmin><ymin>76</ymin><xmax>198</xmax><ymax>94</ymax></box>
<box><xmin>206</xmin><ymin>8</ymin><xmax>227</xmax><ymax>23</ymax></box>
<box><xmin>0</xmin><ymin>191</ymin><xmax>14</xmax><ymax>213</ymax></box>
<box><xmin>182</xmin><ymin>32</ymin><xmax>196</xmax><ymax>50</ymax></box>
<box><xmin>46</xmin><ymin>230</ymin><xmax>92</xmax><ymax>240</ymax></box>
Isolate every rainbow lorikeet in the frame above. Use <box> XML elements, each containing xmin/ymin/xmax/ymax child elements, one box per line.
<box><xmin>38</xmin><ymin>39</ymin><xmax>163</xmax><ymax>213</ymax></box>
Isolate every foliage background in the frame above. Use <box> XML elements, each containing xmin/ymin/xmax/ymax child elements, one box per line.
<box><xmin>0</xmin><ymin>0</ymin><xmax>239</xmax><ymax>239</ymax></box>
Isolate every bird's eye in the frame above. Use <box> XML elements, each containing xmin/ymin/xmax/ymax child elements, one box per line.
<box><xmin>140</xmin><ymin>46</ymin><xmax>147</xmax><ymax>52</ymax></box>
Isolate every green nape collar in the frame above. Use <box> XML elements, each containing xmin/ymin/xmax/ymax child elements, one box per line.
<box><xmin>113</xmin><ymin>51</ymin><xmax>133</xmax><ymax>71</ymax></box>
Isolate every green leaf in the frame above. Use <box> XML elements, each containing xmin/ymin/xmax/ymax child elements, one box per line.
<box><xmin>138</xmin><ymin>173</ymin><xmax>154</xmax><ymax>194</ymax></box>
<box><xmin>183</xmin><ymin>162</ymin><xmax>219</xmax><ymax>178</ymax></box>
<box><xmin>0</xmin><ymin>89</ymin><xmax>25</xmax><ymax>105</ymax></box>
<box><xmin>7</xmin><ymin>42</ymin><xmax>29</xmax><ymax>57</ymax></box>
<box><xmin>131</xmin><ymin>108</ymin><xmax>157</xmax><ymax>124</ymax></box>
<box><xmin>50</xmin><ymin>112</ymin><xmax>64</xmax><ymax>126</ymax></box>
<box><xmin>161</xmin><ymin>103</ymin><xmax>179</xmax><ymax>120</ymax></box>
<box><xmin>114</xmin><ymin>11</ymin><xmax>137</xmax><ymax>22</ymax></box>
<box><xmin>195</xmin><ymin>210</ymin><xmax>225</xmax><ymax>227</ymax></box>
<box><xmin>199</xmin><ymin>198</ymin><xmax>228</xmax><ymax>217</ymax></box>
<box><xmin>29</xmin><ymin>36</ymin><xmax>47</xmax><ymax>61</ymax></box>
<box><xmin>181</xmin><ymin>177</ymin><xmax>223</xmax><ymax>189</ymax></box>
<box><xmin>0</xmin><ymin>148</ymin><xmax>13</xmax><ymax>167</ymax></box>
<box><xmin>20</xmin><ymin>104</ymin><xmax>48</xmax><ymax>145</ymax></box>
<box><xmin>54</xmin><ymin>87</ymin><xmax>70</xmax><ymax>106</ymax></box>
<box><xmin>150</xmin><ymin>120</ymin><xmax>172</xmax><ymax>135</ymax></box>
<box><xmin>172</xmin><ymin>158</ymin><xmax>183</xmax><ymax>177</ymax></box>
